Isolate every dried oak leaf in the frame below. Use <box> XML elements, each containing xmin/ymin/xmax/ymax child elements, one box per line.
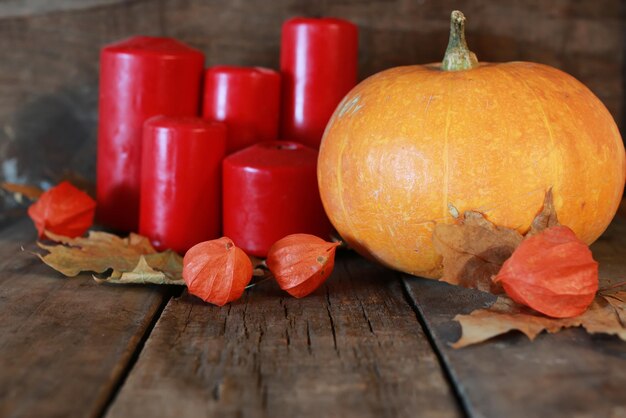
<box><xmin>433</xmin><ymin>211</ymin><xmax>522</xmax><ymax>293</ymax></box>
<box><xmin>249</xmin><ymin>255</ymin><xmax>270</xmax><ymax>278</ymax></box>
<box><xmin>1</xmin><ymin>182</ymin><xmax>44</xmax><ymax>202</ymax></box>
<box><xmin>37</xmin><ymin>230</ymin><xmax>183</xmax><ymax>285</ymax></box>
<box><xmin>433</xmin><ymin>190</ymin><xmax>558</xmax><ymax>292</ymax></box>
<box><xmin>603</xmin><ymin>291</ymin><xmax>626</xmax><ymax>327</ymax></box>
<box><xmin>527</xmin><ymin>188</ymin><xmax>559</xmax><ymax>236</ymax></box>
<box><xmin>452</xmin><ymin>294</ymin><xmax>626</xmax><ymax>348</ymax></box>
<box><xmin>96</xmin><ymin>252</ymin><xmax>184</xmax><ymax>285</ymax></box>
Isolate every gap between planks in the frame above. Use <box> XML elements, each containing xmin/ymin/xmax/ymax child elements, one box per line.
<box><xmin>402</xmin><ymin>217</ymin><xmax>626</xmax><ymax>418</ymax></box>
<box><xmin>400</xmin><ymin>280</ymin><xmax>472</xmax><ymax>418</ymax></box>
<box><xmin>96</xmin><ymin>292</ymin><xmax>173</xmax><ymax>418</ymax></box>
<box><xmin>0</xmin><ymin>218</ymin><xmax>173</xmax><ymax>418</ymax></box>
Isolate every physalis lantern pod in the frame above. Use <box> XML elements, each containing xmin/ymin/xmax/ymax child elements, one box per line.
<box><xmin>493</xmin><ymin>225</ymin><xmax>598</xmax><ymax>318</ymax></box>
<box><xmin>28</xmin><ymin>181</ymin><xmax>96</xmax><ymax>239</ymax></box>
<box><xmin>183</xmin><ymin>237</ymin><xmax>253</xmax><ymax>306</ymax></box>
<box><xmin>267</xmin><ymin>234</ymin><xmax>340</xmax><ymax>298</ymax></box>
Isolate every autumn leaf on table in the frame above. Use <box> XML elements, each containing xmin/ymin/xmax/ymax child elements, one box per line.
<box><xmin>451</xmin><ymin>231</ymin><xmax>623</xmax><ymax>348</ymax></box>
<box><xmin>452</xmin><ymin>292</ymin><xmax>626</xmax><ymax>348</ymax></box>
<box><xmin>526</xmin><ymin>189</ymin><xmax>559</xmax><ymax>236</ymax></box>
<box><xmin>431</xmin><ymin>189</ymin><xmax>626</xmax><ymax>347</ymax></box>
<box><xmin>433</xmin><ymin>211</ymin><xmax>522</xmax><ymax>293</ymax></box>
<box><xmin>249</xmin><ymin>255</ymin><xmax>270</xmax><ymax>278</ymax></box>
<box><xmin>96</xmin><ymin>252</ymin><xmax>184</xmax><ymax>285</ymax></box>
<box><xmin>433</xmin><ymin>190</ymin><xmax>556</xmax><ymax>292</ymax></box>
<box><xmin>1</xmin><ymin>182</ymin><xmax>44</xmax><ymax>202</ymax></box>
<box><xmin>37</xmin><ymin>230</ymin><xmax>184</xmax><ymax>285</ymax></box>
<box><xmin>602</xmin><ymin>289</ymin><xmax>626</xmax><ymax>327</ymax></box>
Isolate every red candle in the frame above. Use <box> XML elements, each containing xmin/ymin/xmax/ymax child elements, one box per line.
<box><xmin>203</xmin><ymin>66</ymin><xmax>281</xmax><ymax>154</ymax></box>
<box><xmin>223</xmin><ymin>141</ymin><xmax>332</xmax><ymax>257</ymax></box>
<box><xmin>97</xmin><ymin>36</ymin><xmax>205</xmax><ymax>231</ymax></box>
<box><xmin>139</xmin><ymin>116</ymin><xmax>226</xmax><ymax>254</ymax></box>
<box><xmin>280</xmin><ymin>17</ymin><xmax>358</xmax><ymax>149</ymax></box>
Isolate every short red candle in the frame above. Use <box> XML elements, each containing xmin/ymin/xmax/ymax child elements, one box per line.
<box><xmin>280</xmin><ymin>17</ymin><xmax>358</xmax><ymax>149</ymax></box>
<box><xmin>97</xmin><ymin>36</ymin><xmax>205</xmax><ymax>232</ymax></box>
<box><xmin>203</xmin><ymin>66</ymin><xmax>281</xmax><ymax>154</ymax></box>
<box><xmin>140</xmin><ymin>116</ymin><xmax>226</xmax><ymax>253</ymax></box>
<box><xmin>223</xmin><ymin>141</ymin><xmax>332</xmax><ymax>257</ymax></box>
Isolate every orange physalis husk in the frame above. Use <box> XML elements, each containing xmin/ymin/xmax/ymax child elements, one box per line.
<box><xmin>493</xmin><ymin>225</ymin><xmax>598</xmax><ymax>318</ymax></box>
<box><xmin>28</xmin><ymin>181</ymin><xmax>96</xmax><ymax>239</ymax></box>
<box><xmin>182</xmin><ymin>237</ymin><xmax>253</xmax><ymax>306</ymax></box>
<box><xmin>266</xmin><ymin>234</ymin><xmax>340</xmax><ymax>298</ymax></box>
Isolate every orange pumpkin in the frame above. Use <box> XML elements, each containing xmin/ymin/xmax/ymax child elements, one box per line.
<box><xmin>317</xmin><ymin>11</ymin><xmax>626</xmax><ymax>278</ymax></box>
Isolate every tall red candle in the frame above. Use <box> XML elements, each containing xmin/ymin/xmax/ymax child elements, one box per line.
<box><xmin>280</xmin><ymin>17</ymin><xmax>358</xmax><ymax>149</ymax></box>
<box><xmin>223</xmin><ymin>141</ymin><xmax>332</xmax><ymax>257</ymax></box>
<box><xmin>97</xmin><ymin>36</ymin><xmax>204</xmax><ymax>232</ymax></box>
<box><xmin>203</xmin><ymin>66</ymin><xmax>281</xmax><ymax>154</ymax></box>
<box><xmin>140</xmin><ymin>116</ymin><xmax>226</xmax><ymax>254</ymax></box>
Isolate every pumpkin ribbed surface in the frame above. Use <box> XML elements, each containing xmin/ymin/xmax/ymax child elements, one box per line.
<box><xmin>318</xmin><ymin>62</ymin><xmax>625</xmax><ymax>278</ymax></box>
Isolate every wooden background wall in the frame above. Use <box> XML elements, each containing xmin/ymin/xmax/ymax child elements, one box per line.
<box><xmin>0</xmin><ymin>0</ymin><xmax>624</xmax><ymax>222</ymax></box>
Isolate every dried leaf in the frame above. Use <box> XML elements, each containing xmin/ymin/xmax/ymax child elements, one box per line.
<box><xmin>603</xmin><ymin>292</ymin><xmax>626</xmax><ymax>327</ymax></box>
<box><xmin>28</xmin><ymin>181</ymin><xmax>96</xmax><ymax>239</ymax></box>
<box><xmin>599</xmin><ymin>279</ymin><xmax>626</xmax><ymax>293</ymax></box>
<box><xmin>95</xmin><ymin>254</ymin><xmax>184</xmax><ymax>285</ymax></box>
<box><xmin>452</xmin><ymin>294</ymin><xmax>626</xmax><ymax>348</ymax></box>
<box><xmin>267</xmin><ymin>234</ymin><xmax>340</xmax><ymax>298</ymax></box>
<box><xmin>249</xmin><ymin>255</ymin><xmax>269</xmax><ymax>277</ymax></box>
<box><xmin>527</xmin><ymin>188</ymin><xmax>559</xmax><ymax>236</ymax></box>
<box><xmin>493</xmin><ymin>226</ymin><xmax>598</xmax><ymax>318</ymax></box>
<box><xmin>1</xmin><ymin>182</ymin><xmax>44</xmax><ymax>202</ymax></box>
<box><xmin>433</xmin><ymin>190</ymin><xmax>558</xmax><ymax>292</ymax></box>
<box><xmin>37</xmin><ymin>230</ymin><xmax>183</xmax><ymax>283</ymax></box>
<box><xmin>433</xmin><ymin>211</ymin><xmax>522</xmax><ymax>292</ymax></box>
<box><xmin>183</xmin><ymin>238</ymin><xmax>253</xmax><ymax>306</ymax></box>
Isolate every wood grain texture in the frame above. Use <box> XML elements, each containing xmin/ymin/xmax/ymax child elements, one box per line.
<box><xmin>0</xmin><ymin>219</ymin><xmax>170</xmax><ymax>418</ymax></box>
<box><xmin>0</xmin><ymin>0</ymin><xmax>129</xmax><ymax>19</ymax></box>
<box><xmin>403</xmin><ymin>218</ymin><xmax>626</xmax><ymax>418</ymax></box>
<box><xmin>106</xmin><ymin>253</ymin><xmax>460</xmax><ymax>418</ymax></box>
<box><xmin>0</xmin><ymin>0</ymin><xmax>624</xmax><ymax>224</ymax></box>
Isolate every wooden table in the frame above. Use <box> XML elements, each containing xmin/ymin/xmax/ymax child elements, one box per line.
<box><xmin>1</xmin><ymin>216</ymin><xmax>625</xmax><ymax>418</ymax></box>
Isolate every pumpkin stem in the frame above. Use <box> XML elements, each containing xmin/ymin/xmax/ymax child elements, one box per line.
<box><xmin>442</xmin><ymin>10</ymin><xmax>478</xmax><ymax>71</ymax></box>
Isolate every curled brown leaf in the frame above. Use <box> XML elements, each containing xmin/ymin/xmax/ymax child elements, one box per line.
<box><xmin>433</xmin><ymin>211</ymin><xmax>522</xmax><ymax>293</ymax></box>
<box><xmin>36</xmin><ymin>230</ymin><xmax>183</xmax><ymax>284</ymax></box>
<box><xmin>452</xmin><ymin>294</ymin><xmax>626</xmax><ymax>348</ymax></box>
<box><xmin>527</xmin><ymin>188</ymin><xmax>559</xmax><ymax>236</ymax></box>
<box><xmin>433</xmin><ymin>190</ymin><xmax>559</xmax><ymax>293</ymax></box>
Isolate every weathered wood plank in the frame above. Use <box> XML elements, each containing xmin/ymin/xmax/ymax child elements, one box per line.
<box><xmin>0</xmin><ymin>219</ymin><xmax>170</xmax><ymax>418</ymax></box>
<box><xmin>0</xmin><ymin>0</ymin><xmax>129</xmax><ymax>19</ymax></box>
<box><xmin>403</xmin><ymin>218</ymin><xmax>626</xmax><ymax>418</ymax></box>
<box><xmin>106</xmin><ymin>253</ymin><xmax>460</xmax><ymax>418</ymax></box>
